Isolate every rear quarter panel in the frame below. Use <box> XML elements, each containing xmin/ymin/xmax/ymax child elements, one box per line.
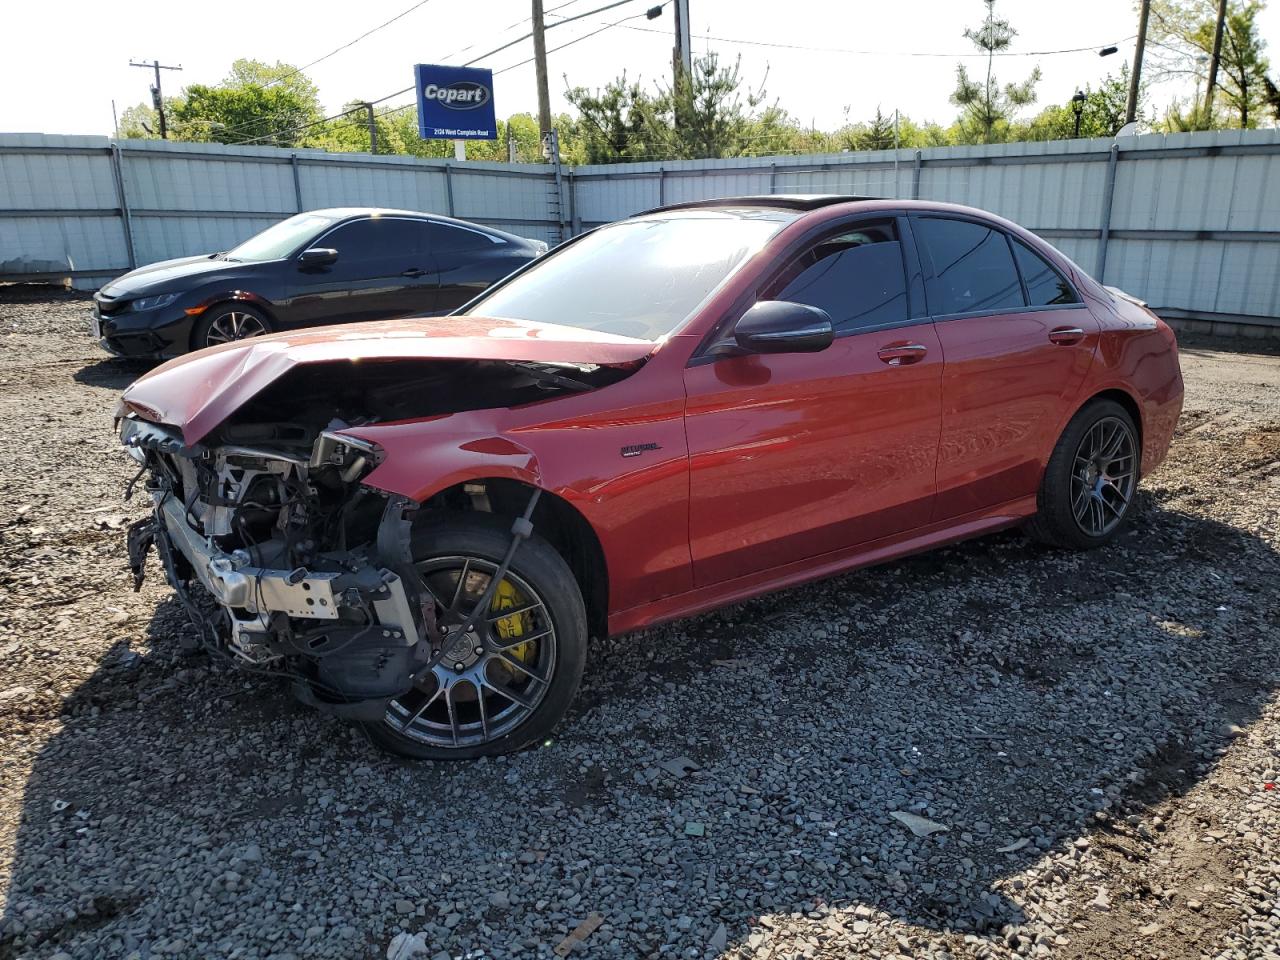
<box><xmin>1081</xmin><ymin>292</ymin><xmax>1184</xmax><ymax>477</ymax></box>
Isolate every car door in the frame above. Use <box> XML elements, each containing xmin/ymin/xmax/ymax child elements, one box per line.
<box><xmin>910</xmin><ymin>214</ymin><xmax>1099</xmax><ymax>520</ymax></box>
<box><xmin>285</xmin><ymin>216</ymin><xmax>437</xmax><ymax>327</ymax></box>
<box><xmin>425</xmin><ymin>221</ymin><xmax>518</xmax><ymax>312</ymax></box>
<box><xmin>683</xmin><ymin>215</ymin><xmax>944</xmax><ymax>587</ymax></box>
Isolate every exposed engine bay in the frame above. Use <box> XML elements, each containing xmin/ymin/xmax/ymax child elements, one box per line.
<box><xmin>119</xmin><ymin>357</ymin><xmax>628</xmax><ymax>719</ymax></box>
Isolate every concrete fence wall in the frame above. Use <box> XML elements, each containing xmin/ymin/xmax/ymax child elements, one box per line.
<box><xmin>3</xmin><ymin>129</ymin><xmax>1279</xmax><ymax>331</ymax></box>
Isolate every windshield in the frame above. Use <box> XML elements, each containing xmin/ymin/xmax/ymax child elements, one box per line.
<box><xmin>463</xmin><ymin>210</ymin><xmax>794</xmax><ymax>341</ymax></box>
<box><xmin>227</xmin><ymin>212</ymin><xmax>340</xmax><ymax>262</ymax></box>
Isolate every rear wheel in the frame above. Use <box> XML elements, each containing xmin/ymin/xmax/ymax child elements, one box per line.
<box><xmin>192</xmin><ymin>303</ymin><xmax>271</xmax><ymax>350</ymax></box>
<box><xmin>1025</xmin><ymin>399</ymin><xmax>1140</xmax><ymax>550</ymax></box>
<box><xmin>365</xmin><ymin>515</ymin><xmax>588</xmax><ymax>760</ymax></box>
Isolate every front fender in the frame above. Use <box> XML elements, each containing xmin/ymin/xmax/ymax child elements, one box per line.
<box><xmin>344</xmin><ymin>420</ymin><xmax>542</xmax><ymax>503</ymax></box>
<box><xmin>190</xmin><ymin>287</ymin><xmax>278</xmax><ymax>320</ymax></box>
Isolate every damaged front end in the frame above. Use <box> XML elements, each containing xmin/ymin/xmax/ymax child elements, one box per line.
<box><xmin>115</xmin><ymin>326</ymin><xmax>647</xmax><ymax>726</ymax></box>
<box><xmin>121</xmin><ymin>414</ymin><xmax>426</xmax><ymax>721</ymax></box>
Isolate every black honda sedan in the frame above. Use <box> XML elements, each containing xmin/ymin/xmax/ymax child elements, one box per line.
<box><xmin>91</xmin><ymin>208</ymin><xmax>548</xmax><ymax>358</ymax></box>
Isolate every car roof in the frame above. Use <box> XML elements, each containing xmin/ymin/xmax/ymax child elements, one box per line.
<box><xmin>305</xmin><ymin>207</ymin><xmax>529</xmax><ymax>245</ymax></box>
<box><xmin>639</xmin><ymin>195</ymin><xmax>883</xmax><ymax>216</ymax></box>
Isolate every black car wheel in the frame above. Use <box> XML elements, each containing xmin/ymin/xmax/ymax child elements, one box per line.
<box><xmin>193</xmin><ymin>304</ymin><xmax>272</xmax><ymax>350</ymax></box>
<box><xmin>1026</xmin><ymin>398</ymin><xmax>1140</xmax><ymax>550</ymax></box>
<box><xmin>365</xmin><ymin>514</ymin><xmax>588</xmax><ymax>760</ymax></box>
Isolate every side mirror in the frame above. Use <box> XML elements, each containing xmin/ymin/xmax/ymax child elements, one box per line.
<box><xmin>732</xmin><ymin>300</ymin><xmax>834</xmax><ymax>355</ymax></box>
<box><xmin>299</xmin><ymin>247</ymin><xmax>338</xmax><ymax>268</ymax></box>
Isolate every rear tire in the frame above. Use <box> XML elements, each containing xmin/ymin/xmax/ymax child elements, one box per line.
<box><xmin>364</xmin><ymin>514</ymin><xmax>588</xmax><ymax>760</ymax></box>
<box><xmin>1025</xmin><ymin>399</ymin><xmax>1140</xmax><ymax>550</ymax></box>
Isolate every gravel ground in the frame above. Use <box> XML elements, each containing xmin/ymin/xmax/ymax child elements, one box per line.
<box><xmin>0</xmin><ymin>288</ymin><xmax>1277</xmax><ymax>960</ymax></box>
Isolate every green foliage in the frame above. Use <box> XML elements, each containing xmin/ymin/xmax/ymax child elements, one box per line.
<box><xmin>950</xmin><ymin>0</ymin><xmax>1042</xmax><ymax>143</ymax></box>
<box><xmin>565</xmin><ymin>53</ymin><xmax>805</xmax><ymax>162</ymax></box>
<box><xmin>1148</xmin><ymin>0</ymin><xmax>1278</xmax><ymax>128</ymax></box>
<box><xmin>1024</xmin><ymin>68</ymin><xmax>1142</xmax><ymax>140</ymax></box>
<box><xmin>120</xmin><ymin>59</ymin><xmax>325</xmax><ymax>147</ymax></box>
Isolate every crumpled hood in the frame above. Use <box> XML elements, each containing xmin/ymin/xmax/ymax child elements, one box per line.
<box><xmin>100</xmin><ymin>255</ymin><xmax>240</xmax><ymax>297</ymax></box>
<box><xmin>120</xmin><ymin>315</ymin><xmax>656</xmax><ymax>445</ymax></box>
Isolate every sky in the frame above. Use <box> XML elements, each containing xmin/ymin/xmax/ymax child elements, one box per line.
<box><xmin>3</xmin><ymin>0</ymin><xmax>1278</xmax><ymax>139</ymax></box>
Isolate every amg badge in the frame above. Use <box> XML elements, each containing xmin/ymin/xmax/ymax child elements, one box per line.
<box><xmin>620</xmin><ymin>442</ymin><xmax>661</xmax><ymax>458</ymax></box>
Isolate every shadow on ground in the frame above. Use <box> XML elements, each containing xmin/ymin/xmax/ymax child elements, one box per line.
<box><xmin>1</xmin><ymin>484</ymin><xmax>1277</xmax><ymax>959</ymax></box>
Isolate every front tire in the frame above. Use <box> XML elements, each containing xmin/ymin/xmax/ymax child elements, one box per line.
<box><xmin>365</xmin><ymin>514</ymin><xmax>588</xmax><ymax>760</ymax></box>
<box><xmin>1025</xmin><ymin>399</ymin><xmax>1140</xmax><ymax>550</ymax></box>
<box><xmin>192</xmin><ymin>303</ymin><xmax>272</xmax><ymax>351</ymax></box>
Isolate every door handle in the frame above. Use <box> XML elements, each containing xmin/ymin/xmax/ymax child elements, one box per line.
<box><xmin>877</xmin><ymin>343</ymin><xmax>928</xmax><ymax>366</ymax></box>
<box><xmin>400</xmin><ymin>267</ymin><xmax>428</xmax><ymax>278</ymax></box>
<box><xmin>1048</xmin><ymin>326</ymin><xmax>1085</xmax><ymax>345</ymax></box>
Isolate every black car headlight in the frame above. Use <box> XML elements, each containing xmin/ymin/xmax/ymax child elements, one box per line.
<box><xmin>130</xmin><ymin>292</ymin><xmax>181</xmax><ymax>312</ymax></box>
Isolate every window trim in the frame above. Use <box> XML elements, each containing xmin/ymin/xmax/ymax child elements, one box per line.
<box><xmin>1008</xmin><ymin>233</ymin><xmax>1082</xmax><ymax>310</ymax></box>
<box><xmin>690</xmin><ymin>211</ymin><xmax>929</xmax><ymax>365</ymax></box>
<box><xmin>302</xmin><ymin>215</ymin><xmax>505</xmax><ymax>262</ymax></box>
<box><xmin>908</xmin><ymin>212</ymin><xmax>1083</xmax><ymax>322</ymax></box>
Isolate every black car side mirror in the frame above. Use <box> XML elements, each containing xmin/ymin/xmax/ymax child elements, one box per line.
<box><xmin>732</xmin><ymin>300</ymin><xmax>834</xmax><ymax>355</ymax></box>
<box><xmin>299</xmin><ymin>247</ymin><xmax>338</xmax><ymax>268</ymax></box>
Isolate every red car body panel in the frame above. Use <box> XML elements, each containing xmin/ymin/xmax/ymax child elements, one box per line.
<box><xmin>683</xmin><ymin>323</ymin><xmax>944</xmax><ymax>585</ymax></box>
<box><xmin>121</xmin><ymin>199</ymin><xmax>1183</xmax><ymax>638</ymax></box>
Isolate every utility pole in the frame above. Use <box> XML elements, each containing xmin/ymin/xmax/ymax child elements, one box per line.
<box><xmin>1204</xmin><ymin>0</ymin><xmax>1229</xmax><ymax>124</ymax></box>
<box><xmin>532</xmin><ymin>0</ymin><xmax>553</xmax><ymax>140</ymax></box>
<box><xmin>672</xmin><ymin>0</ymin><xmax>691</xmax><ymax>83</ymax></box>
<box><xmin>1125</xmin><ymin>0</ymin><xmax>1150</xmax><ymax>125</ymax></box>
<box><xmin>130</xmin><ymin>59</ymin><xmax>182</xmax><ymax>139</ymax></box>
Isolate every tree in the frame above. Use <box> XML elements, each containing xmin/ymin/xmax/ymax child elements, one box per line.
<box><xmin>563</xmin><ymin>75</ymin><xmax>654</xmax><ymax>163</ymax></box>
<box><xmin>1147</xmin><ymin>0</ymin><xmax>1278</xmax><ymax>128</ymax></box>
<box><xmin>1025</xmin><ymin>67</ymin><xmax>1144</xmax><ymax>139</ymax></box>
<box><xmin>119</xmin><ymin>59</ymin><xmax>325</xmax><ymax>146</ymax></box>
<box><xmin>563</xmin><ymin>53</ymin><xmax>798</xmax><ymax>162</ymax></box>
<box><xmin>950</xmin><ymin>0</ymin><xmax>1042</xmax><ymax>143</ymax></box>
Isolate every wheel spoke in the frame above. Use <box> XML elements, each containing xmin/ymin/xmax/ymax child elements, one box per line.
<box><xmin>401</xmin><ymin>681</ymin><xmax>444</xmax><ymax>730</ymax></box>
<box><xmin>444</xmin><ymin>683</ymin><xmax>461</xmax><ymax>747</ymax></box>
<box><xmin>492</xmin><ymin>626</ymin><xmax>553</xmax><ymax>650</ymax></box>
<box><xmin>483</xmin><ymin>676</ymin><xmax>537</xmax><ymax>710</ymax></box>
<box><xmin>1072</xmin><ymin>486</ymin><xmax>1090</xmax><ymax>520</ymax></box>
<box><xmin>474</xmin><ymin>679</ymin><xmax>490</xmax><ymax>742</ymax></box>
<box><xmin>494</xmin><ymin>649</ymin><xmax>551</xmax><ymax>685</ymax></box>
<box><xmin>486</xmin><ymin>601</ymin><xmax>543</xmax><ymax>623</ymax></box>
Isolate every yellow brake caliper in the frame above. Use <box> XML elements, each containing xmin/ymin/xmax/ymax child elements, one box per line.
<box><xmin>490</xmin><ymin>578</ymin><xmax>536</xmax><ymax>667</ymax></box>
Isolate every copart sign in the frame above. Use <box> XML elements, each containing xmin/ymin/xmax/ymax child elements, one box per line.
<box><xmin>415</xmin><ymin>64</ymin><xmax>497</xmax><ymax>141</ymax></box>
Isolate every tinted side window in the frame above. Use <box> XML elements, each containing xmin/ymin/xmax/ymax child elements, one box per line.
<box><xmin>915</xmin><ymin>217</ymin><xmax>1024</xmax><ymax>316</ymax></box>
<box><xmin>768</xmin><ymin>222</ymin><xmax>909</xmax><ymax>332</ymax></box>
<box><xmin>424</xmin><ymin>222</ymin><xmax>499</xmax><ymax>254</ymax></box>
<box><xmin>323</xmin><ymin>218</ymin><xmax>419</xmax><ymax>263</ymax></box>
<box><xmin>1012</xmin><ymin>238</ymin><xmax>1079</xmax><ymax>306</ymax></box>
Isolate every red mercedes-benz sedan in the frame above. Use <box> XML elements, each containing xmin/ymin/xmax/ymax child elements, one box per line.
<box><xmin>117</xmin><ymin>196</ymin><xmax>1183</xmax><ymax>758</ymax></box>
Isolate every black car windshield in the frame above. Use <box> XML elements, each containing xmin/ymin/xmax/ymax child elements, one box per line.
<box><xmin>463</xmin><ymin>210</ymin><xmax>795</xmax><ymax>341</ymax></box>
<box><xmin>226</xmin><ymin>212</ymin><xmax>341</xmax><ymax>262</ymax></box>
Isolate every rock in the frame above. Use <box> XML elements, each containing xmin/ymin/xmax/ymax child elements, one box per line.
<box><xmin>387</xmin><ymin>932</ymin><xmax>428</xmax><ymax>960</ymax></box>
<box><xmin>889</xmin><ymin>811</ymin><xmax>949</xmax><ymax>837</ymax></box>
<box><xmin>708</xmin><ymin>923</ymin><xmax>727</xmax><ymax>952</ymax></box>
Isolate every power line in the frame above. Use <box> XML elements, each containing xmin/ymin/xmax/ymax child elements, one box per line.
<box><xmin>238</xmin><ymin>0</ymin><xmax>648</xmax><ymax>145</ymax></box>
<box><xmin>356</xmin><ymin>3</ymin><xmax>665</xmax><ymax>129</ymax></box>
<box><xmin>616</xmin><ymin>23</ymin><xmax>1136</xmax><ymax>59</ymax></box>
<box><xmin>263</xmin><ymin>0</ymin><xmax>437</xmax><ymax>89</ymax></box>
